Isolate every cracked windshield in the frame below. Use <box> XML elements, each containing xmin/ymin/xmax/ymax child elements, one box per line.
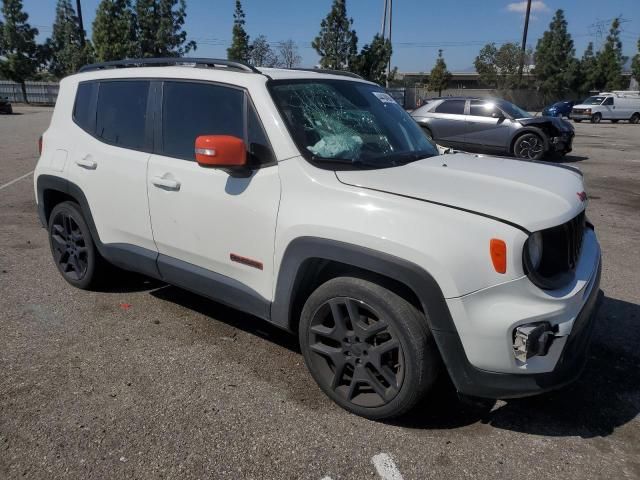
<box><xmin>270</xmin><ymin>80</ymin><xmax>438</xmax><ymax>167</ymax></box>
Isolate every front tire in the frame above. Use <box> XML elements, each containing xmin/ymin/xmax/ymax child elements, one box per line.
<box><xmin>591</xmin><ymin>113</ymin><xmax>602</xmax><ymax>124</ymax></box>
<box><xmin>513</xmin><ymin>132</ymin><xmax>545</xmax><ymax>160</ymax></box>
<box><xmin>48</xmin><ymin>201</ymin><xmax>105</xmax><ymax>289</ymax></box>
<box><xmin>299</xmin><ymin>277</ymin><xmax>440</xmax><ymax>420</ymax></box>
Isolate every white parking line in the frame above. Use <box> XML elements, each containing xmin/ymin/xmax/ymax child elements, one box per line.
<box><xmin>372</xmin><ymin>453</ymin><xmax>404</xmax><ymax>480</ymax></box>
<box><xmin>0</xmin><ymin>170</ymin><xmax>34</xmax><ymax>192</ymax></box>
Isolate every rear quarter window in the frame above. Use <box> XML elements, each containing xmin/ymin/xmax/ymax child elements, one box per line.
<box><xmin>73</xmin><ymin>82</ymin><xmax>98</xmax><ymax>134</ymax></box>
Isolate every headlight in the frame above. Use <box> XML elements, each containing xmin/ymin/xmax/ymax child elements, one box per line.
<box><xmin>526</xmin><ymin>232</ymin><xmax>543</xmax><ymax>271</ymax></box>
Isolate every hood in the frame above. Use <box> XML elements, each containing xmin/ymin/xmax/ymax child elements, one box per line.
<box><xmin>518</xmin><ymin>115</ymin><xmax>573</xmax><ymax>132</ymax></box>
<box><xmin>335</xmin><ymin>153</ymin><xmax>586</xmax><ymax>232</ymax></box>
<box><xmin>572</xmin><ymin>103</ymin><xmax>596</xmax><ymax>109</ymax></box>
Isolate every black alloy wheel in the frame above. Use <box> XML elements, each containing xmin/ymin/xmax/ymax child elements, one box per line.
<box><xmin>514</xmin><ymin>133</ymin><xmax>545</xmax><ymax>160</ymax></box>
<box><xmin>307</xmin><ymin>297</ymin><xmax>404</xmax><ymax>408</ymax></box>
<box><xmin>300</xmin><ymin>277</ymin><xmax>440</xmax><ymax>419</ymax></box>
<box><xmin>48</xmin><ymin>201</ymin><xmax>102</xmax><ymax>289</ymax></box>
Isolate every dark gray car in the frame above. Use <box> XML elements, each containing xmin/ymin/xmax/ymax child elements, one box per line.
<box><xmin>411</xmin><ymin>97</ymin><xmax>574</xmax><ymax>160</ymax></box>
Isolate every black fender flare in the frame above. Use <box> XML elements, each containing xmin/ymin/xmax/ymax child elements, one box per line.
<box><xmin>270</xmin><ymin>236</ymin><xmax>457</xmax><ymax>334</ymax></box>
<box><xmin>36</xmin><ymin>174</ymin><xmax>160</xmax><ymax>278</ymax></box>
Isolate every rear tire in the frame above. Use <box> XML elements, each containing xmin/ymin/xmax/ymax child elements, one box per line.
<box><xmin>630</xmin><ymin>113</ymin><xmax>640</xmax><ymax>124</ymax></box>
<box><xmin>590</xmin><ymin>113</ymin><xmax>602</xmax><ymax>124</ymax></box>
<box><xmin>421</xmin><ymin>126</ymin><xmax>434</xmax><ymax>140</ymax></box>
<box><xmin>48</xmin><ymin>201</ymin><xmax>106</xmax><ymax>290</ymax></box>
<box><xmin>299</xmin><ymin>276</ymin><xmax>441</xmax><ymax>420</ymax></box>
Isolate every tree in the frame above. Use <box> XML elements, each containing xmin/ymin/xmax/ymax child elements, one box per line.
<box><xmin>474</xmin><ymin>42</ymin><xmax>522</xmax><ymax>89</ymax></box>
<box><xmin>427</xmin><ymin>49</ymin><xmax>451</xmax><ymax>96</ymax></box>
<box><xmin>312</xmin><ymin>0</ymin><xmax>357</xmax><ymax>70</ymax></box>
<box><xmin>597</xmin><ymin>18</ymin><xmax>628</xmax><ymax>91</ymax></box>
<box><xmin>632</xmin><ymin>38</ymin><xmax>640</xmax><ymax>84</ymax></box>
<box><xmin>93</xmin><ymin>0</ymin><xmax>136</xmax><ymax>61</ymax></box>
<box><xmin>351</xmin><ymin>34</ymin><xmax>392</xmax><ymax>85</ymax></box>
<box><xmin>135</xmin><ymin>0</ymin><xmax>195</xmax><ymax>58</ymax></box>
<box><xmin>0</xmin><ymin>0</ymin><xmax>39</xmax><ymax>101</ymax></box>
<box><xmin>277</xmin><ymin>39</ymin><xmax>301</xmax><ymax>68</ymax></box>
<box><xmin>533</xmin><ymin>9</ymin><xmax>577</xmax><ymax>98</ymax></box>
<box><xmin>47</xmin><ymin>0</ymin><xmax>93</xmax><ymax>78</ymax></box>
<box><xmin>248</xmin><ymin>35</ymin><xmax>277</xmax><ymax>67</ymax></box>
<box><xmin>227</xmin><ymin>0</ymin><xmax>250</xmax><ymax>62</ymax></box>
<box><xmin>578</xmin><ymin>42</ymin><xmax>601</xmax><ymax>94</ymax></box>
<box><xmin>474</xmin><ymin>43</ymin><xmax>498</xmax><ymax>88</ymax></box>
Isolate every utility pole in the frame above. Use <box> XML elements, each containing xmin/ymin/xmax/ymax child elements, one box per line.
<box><xmin>386</xmin><ymin>0</ymin><xmax>393</xmax><ymax>88</ymax></box>
<box><xmin>380</xmin><ymin>0</ymin><xmax>388</xmax><ymax>38</ymax></box>
<box><xmin>517</xmin><ymin>0</ymin><xmax>532</xmax><ymax>81</ymax></box>
<box><xmin>76</xmin><ymin>0</ymin><xmax>86</xmax><ymax>47</ymax></box>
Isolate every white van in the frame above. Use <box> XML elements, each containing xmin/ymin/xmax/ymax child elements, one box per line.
<box><xmin>571</xmin><ymin>91</ymin><xmax>640</xmax><ymax>124</ymax></box>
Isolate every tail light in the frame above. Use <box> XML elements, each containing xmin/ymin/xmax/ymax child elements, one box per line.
<box><xmin>38</xmin><ymin>136</ymin><xmax>43</xmax><ymax>155</ymax></box>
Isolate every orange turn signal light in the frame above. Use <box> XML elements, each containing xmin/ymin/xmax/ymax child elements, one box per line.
<box><xmin>490</xmin><ymin>239</ymin><xmax>507</xmax><ymax>274</ymax></box>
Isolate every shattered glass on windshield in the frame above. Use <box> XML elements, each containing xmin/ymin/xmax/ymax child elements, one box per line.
<box><xmin>270</xmin><ymin>80</ymin><xmax>437</xmax><ymax>167</ymax></box>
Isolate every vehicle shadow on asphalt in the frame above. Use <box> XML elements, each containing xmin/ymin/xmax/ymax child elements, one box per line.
<box><xmin>557</xmin><ymin>154</ymin><xmax>589</xmax><ymax>163</ymax></box>
<box><xmin>391</xmin><ymin>295</ymin><xmax>640</xmax><ymax>438</ymax></box>
<box><xmin>149</xmin><ymin>284</ymin><xmax>301</xmax><ymax>353</ymax></box>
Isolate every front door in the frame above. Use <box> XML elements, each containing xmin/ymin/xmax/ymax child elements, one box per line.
<box><xmin>146</xmin><ymin>81</ymin><xmax>281</xmax><ymax>303</ymax></box>
<box><xmin>464</xmin><ymin>100</ymin><xmax>511</xmax><ymax>152</ymax></box>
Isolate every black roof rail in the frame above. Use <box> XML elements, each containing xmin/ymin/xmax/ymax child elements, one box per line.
<box><xmin>284</xmin><ymin>68</ymin><xmax>364</xmax><ymax>80</ymax></box>
<box><xmin>78</xmin><ymin>57</ymin><xmax>261</xmax><ymax>74</ymax></box>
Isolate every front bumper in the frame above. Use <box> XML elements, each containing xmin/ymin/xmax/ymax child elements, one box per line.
<box><xmin>550</xmin><ymin>132</ymin><xmax>574</xmax><ymax>153</ymax></box>
<box><xmin>433</xmin><ymin>229</ymin><xmax>602</xmax><ymax>399</ymax></box>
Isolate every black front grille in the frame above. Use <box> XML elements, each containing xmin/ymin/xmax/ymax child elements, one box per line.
<box><xmin>528</xmin><ymin>212</ymin><xmax>586</xmax><ymax>289</ymax></box>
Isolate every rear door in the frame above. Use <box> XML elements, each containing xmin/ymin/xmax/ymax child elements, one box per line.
<box><xmin>67</xmin><ymin>79</ymin><xmax>156</xmax><ymax>254</ymax></box>
<box><xmin>428</xmin><ymin>99</ymin><xmax>467</xmax><ymax>147</ymax></box>
<box><xmin>464</xmin><ymin>100</ymin><xmax>511</xmax><ymax>152</ymax></box>
<box><xmin>146</xmin><ymin>80</ymin><xmax>281</xmax><ymax>302</ymax></box>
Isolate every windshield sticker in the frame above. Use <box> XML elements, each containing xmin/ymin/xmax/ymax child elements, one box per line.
<box><xmin>372</xmin><ymin>91</ymin><xmax>396</xmax><ymax>104</ymax></box>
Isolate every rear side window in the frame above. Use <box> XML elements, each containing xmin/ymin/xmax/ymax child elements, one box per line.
<box><xmin>73</xmin><ymin>82</ymin><xmax>98</xmax><ymax>134</ymax></box>
<box><xmin>96</xmin><ymin>80</ymin><xmax>149</xmax><ymax>150</ymax></box>
<box><xmin>161</xmin><ymin>81</ymin><xmax>244</xmax><ymax>161</ymax></box>
<box><xmin>434</xmin><ymin>100</ymin><xmax>465</xmax><ymax>115</ymax></box>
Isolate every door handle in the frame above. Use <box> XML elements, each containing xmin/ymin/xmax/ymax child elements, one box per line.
<box><xmin>75</xmin><ymin>156</ymin><xmax>97</xmax><ymax>169</ymax></box>
<box><xmin>151</xmin><ymin>175</ymin><xmax>181</xmax><ymax>191</ymax></box>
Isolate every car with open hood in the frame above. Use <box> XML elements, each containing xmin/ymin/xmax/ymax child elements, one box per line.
<box><xmin>411</xmin><ymin>96</ymin><xmax>574</xmax><ymax>160</ymax></box>
<box><xmin>34</xmin><ymin>58</ymin><xmax>601</xmax><ymax>420</ymax></box>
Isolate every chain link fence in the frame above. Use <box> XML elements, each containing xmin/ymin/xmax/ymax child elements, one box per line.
<box><xmin>0</xmin><ymin>81</ymin><xmax>59</xmax><ymax>105</ymax></box>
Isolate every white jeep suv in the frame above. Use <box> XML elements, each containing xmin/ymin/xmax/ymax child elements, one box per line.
<box><xmin>34</xmin><ymin>58</ymin><xmax>602</xmax><ymax>420</ymax></box>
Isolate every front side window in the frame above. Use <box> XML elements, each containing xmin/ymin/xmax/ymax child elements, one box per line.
<box><xmin>96</xmin><ymin>80</ymin><xmax>149</xmax><ymax>150</ymax></box>
<box><xmin>162</xmin><ymin>81</ymin><xmax>244</xmax><ymax>161</ymax></box>
<box><xmin>269</xmin><ymin>80</ymin><xmax>437</xmax><ymax>168</ymax></box>
<box><xmin>603</xmin><ymin>97</ymin><xmax>614</xmax><ymax>106</ymax></box>
<box><xmin>434</xmin><ymin>100</ymin><xmax>465</xmax><ymax>115</ymax></box>
<box><xmin>583</xmin><ymin>96</ymin><xmax>606</xmax><ymax>105</ymax></box>
<box><xmin>469</xmin><ymin>100</ymin><xmax>502</xmax><ymax>118</ymax></box>
<box><xmin>496</xmin><ymin>100</ymin><xmax>531</xmax><ymax>119</ymax></box>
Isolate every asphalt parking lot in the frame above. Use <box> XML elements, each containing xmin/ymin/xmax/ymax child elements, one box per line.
<box><xmin>1</xmin><ymin>106</ymin><xmax>639</xmax><ymax>479</ymax></box>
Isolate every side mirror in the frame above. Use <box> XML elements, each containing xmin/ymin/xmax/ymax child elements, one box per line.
<box><xmin>195</xmin><ymin>135</ymin><xmax>247</xmax><ymax>167</ymax></box>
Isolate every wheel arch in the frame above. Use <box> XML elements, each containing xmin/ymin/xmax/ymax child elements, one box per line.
<box><xmin>270</xmin><ymin>237</ymin><xmax>457</xmax><ymax>337</ymax></box>
<box><xmin>509</xmin><ymin>127</ymin><xmax>550</xmax><ymax>156</ymax></box>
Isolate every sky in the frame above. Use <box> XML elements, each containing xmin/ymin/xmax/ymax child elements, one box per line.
<box><xmin>18</xmin><ymin>0</ymin><xmax>640</xmax><ymax>72</ymax></box>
